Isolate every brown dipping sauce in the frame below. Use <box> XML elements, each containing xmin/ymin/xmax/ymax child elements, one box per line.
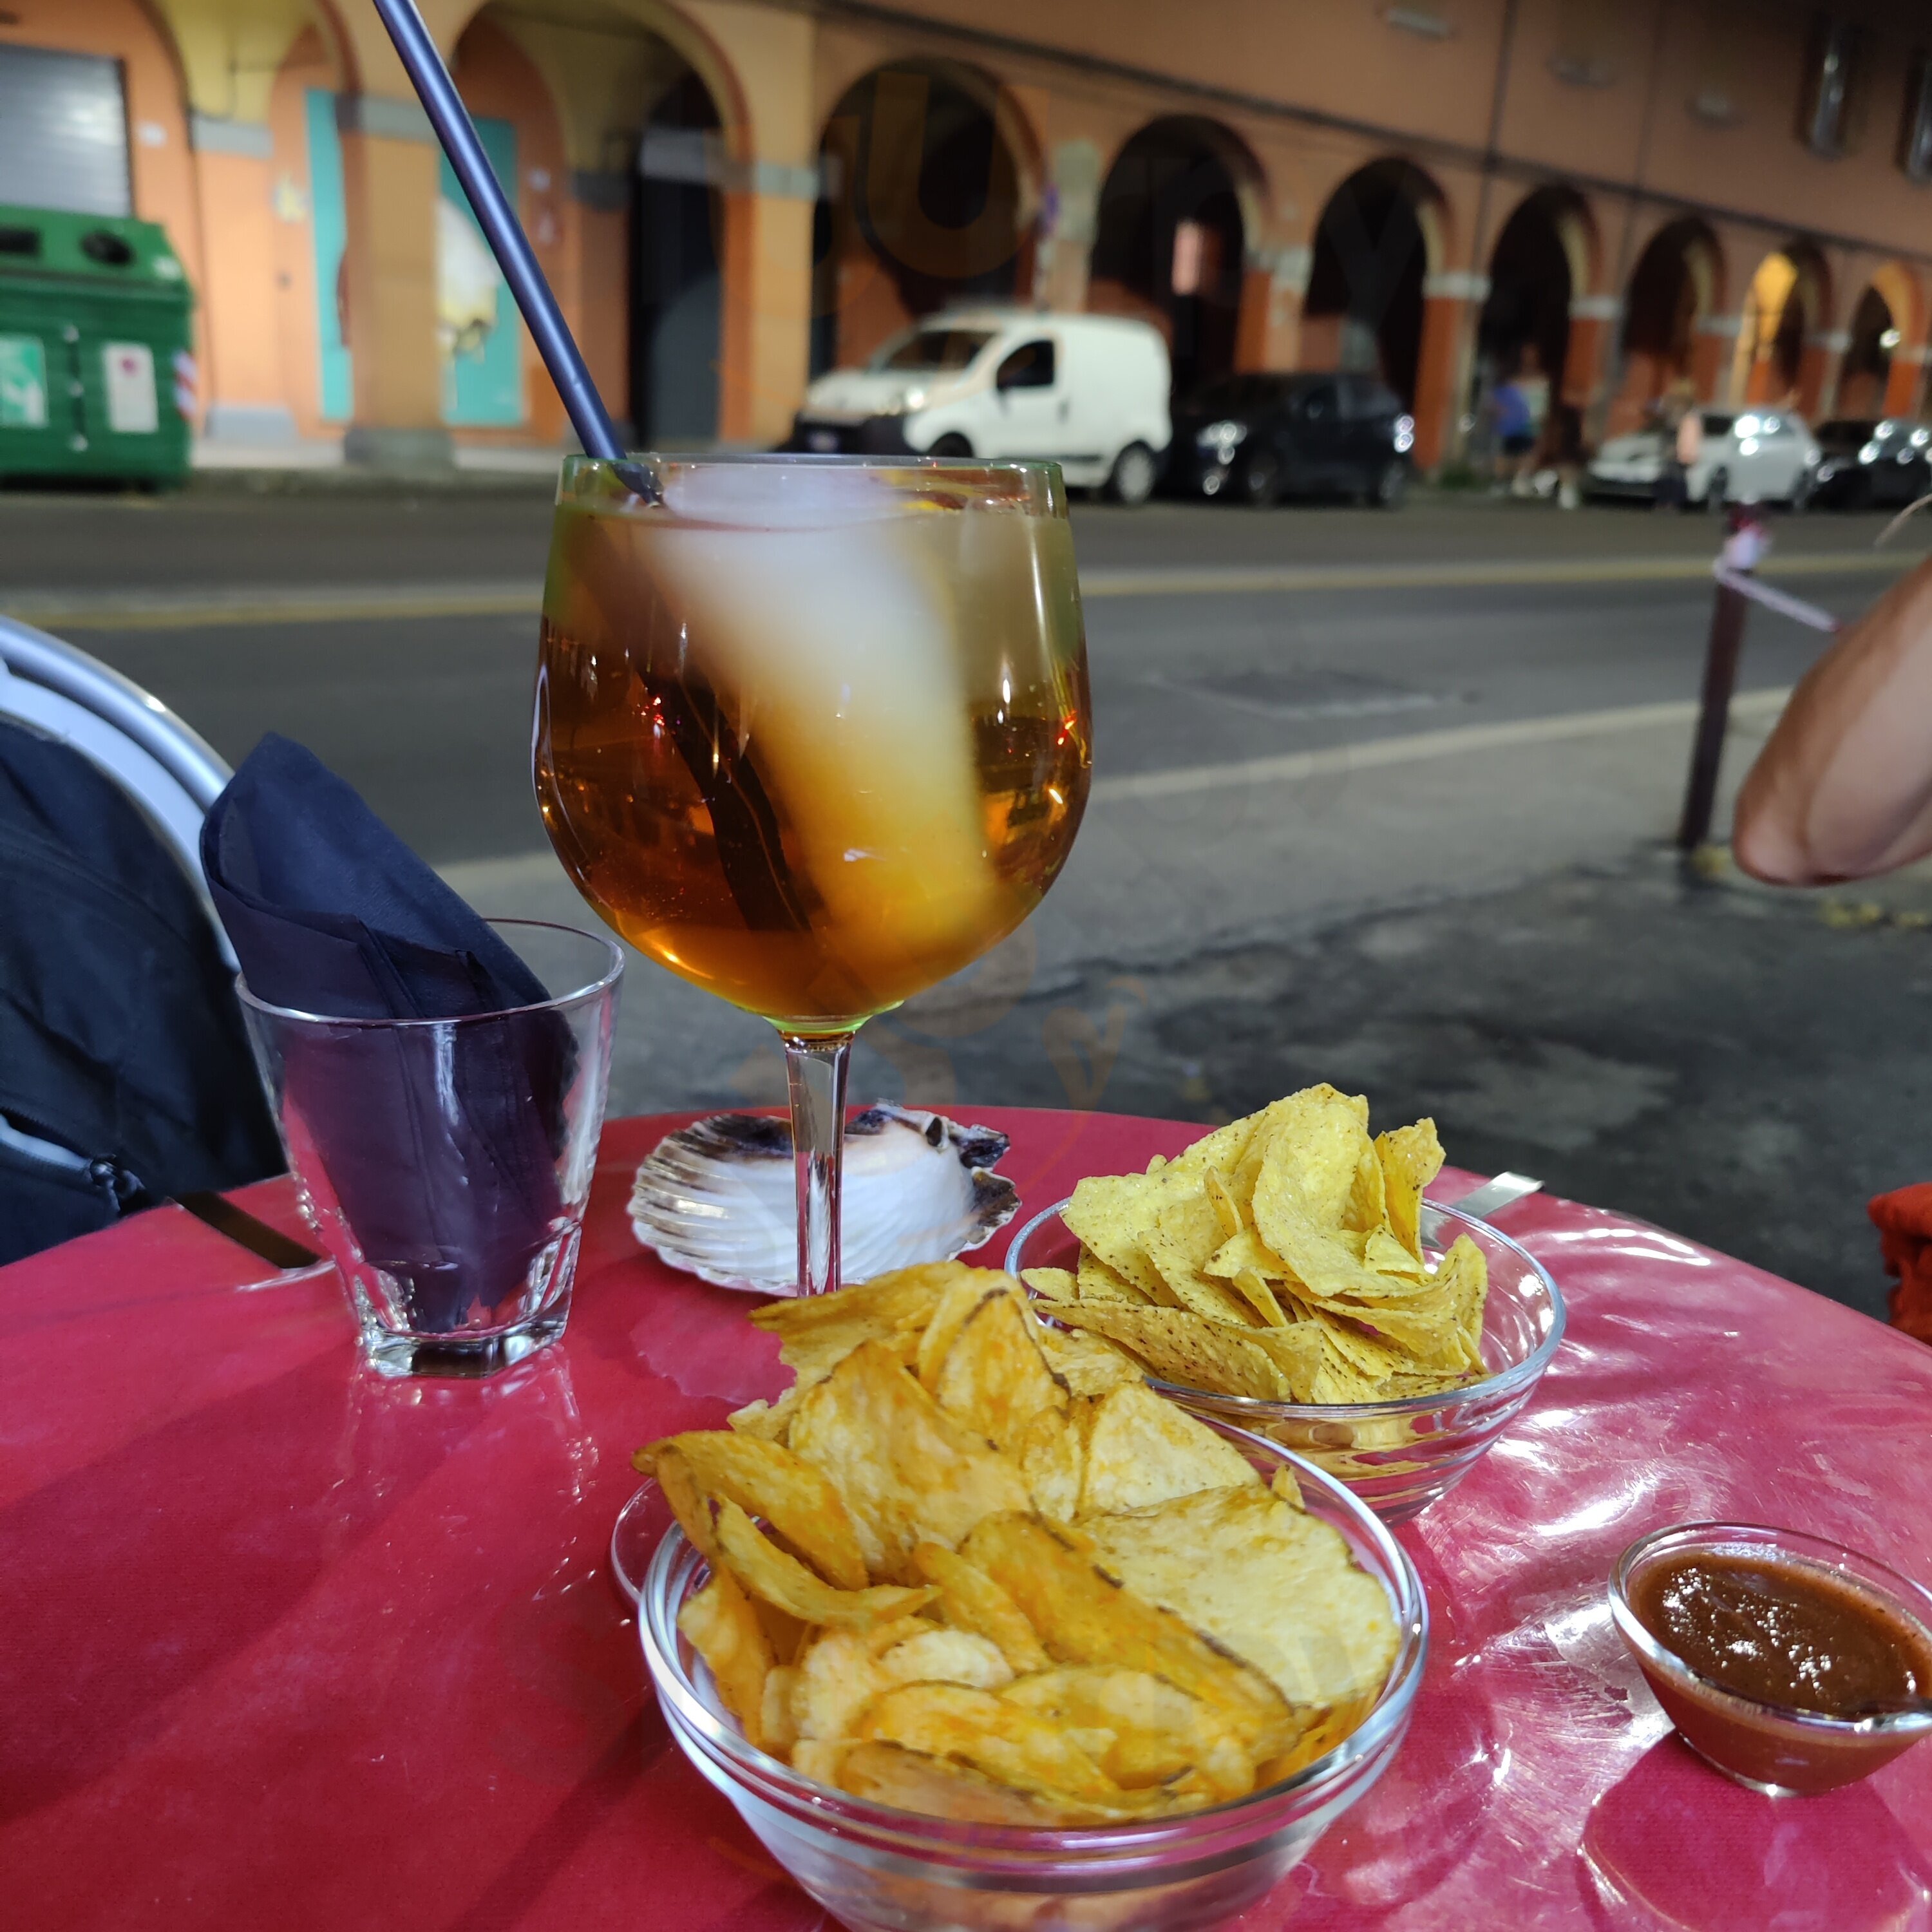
<box><xmin>1629</xmin><ymin>1551</ymin><xmax>1932</xmax><ymax>1717</ymax></box>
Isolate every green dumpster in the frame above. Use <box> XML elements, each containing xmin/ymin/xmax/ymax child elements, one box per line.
<box><xmin>0</xmin><ymin>204</ymin><xmax>194</xmax><ymax>487</ymax></box>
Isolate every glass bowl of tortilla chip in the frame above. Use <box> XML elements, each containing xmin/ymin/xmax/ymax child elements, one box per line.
<box><xmin>1007</xmin><ymin>1197</ymin><xmax>1564</xmax><ymax>1524</ymax></box>
<box><xmin>638</xmin><ymin>1417</ymin><xmax>1426</xmax><ymax>1932</ymax></box>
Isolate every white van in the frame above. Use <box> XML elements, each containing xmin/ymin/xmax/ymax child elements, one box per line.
<box><xmin>789</xmin><ymin>309</ymin><xmax>1172</xmax><ymax>504</ymax></box>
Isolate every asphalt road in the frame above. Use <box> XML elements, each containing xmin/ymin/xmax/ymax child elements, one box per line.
<box><xmin>0</xmin><ymin>490</ymin><xmax>1906</xmax><ymax>868</ymax></box>
<box><xmin>8</xmin><ymin>486</ymin><xmax>1929</xmax><ymax>1315</ymax></box>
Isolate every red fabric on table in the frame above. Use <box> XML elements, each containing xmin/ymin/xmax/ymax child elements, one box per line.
<box><xmin>1869</xmin><ymin>1182</ymin><xmax>1932</xmax><ymax>1345</ymax></box>
<box><xmin>3</xmin><ymin>1108</ymin><xmax>1931</xmax><ymax>1932</ymax></box>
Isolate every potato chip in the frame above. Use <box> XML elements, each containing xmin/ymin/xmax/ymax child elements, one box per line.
<box><xmin>1010</xmin><ymin>1403</ymin><xmax>1084</xmax><ymax>1521</ymax></box>
<box><xmin>649</xmin><ymin>1444</ymin><xmax>723</xmax><ymax>1570</ymax></box>
<box><xmin>750</xmin><ymin>1262</ymin><xmax>967</xmax><ymax>1388</ymax></box>
<box><xmin>678</xmin><ymin>1567</ymin><xmax>774</xmax><ymax>1750</ymax></box>
<box><xmin>913</xmin><ymin>1541</ymin><xmax>1050</xmax><ymax>1674</ymax></box>
<box><xmin>877</xmin><ymin>1627</ymin><xmax>1015</xmax><ymax>1692</ymax></box>
<box><xmin>1376</xmin><ymin>1121</ymin><xmax>1444</xmax><ymax>1262</ymax></box>
<box><xmin>761</xmin><ymin>1664</ymin><xmax>800</xmax><ymax>1751</ymax></box>
<box><xmin>1079</xmin><ymin>1380</ymin><xmax>1262</xmax><ymax>1513</ymax></box>
<box><xmin>1033</xmin><ymin>1318</ymin><xmax>1144</xmax><ymax>1397</ymax></box>
<box><xmin>1043</xmin><ymin>1302</ymin><xmax>1293</xmax><ymax>1402</ymax></box>
<box><xmin>961</xmin><ymin>1513</ymin><xmax>1298</xmax><ymax>1759</ymax></box>
<box><xmin>914</xmin><ymin>1273</ymin><xmax>1003</xmax><ymax>1393</ymax></box>
<box><xmin>1003</xmin><ymin>1666</ymin><xmax>1253</xmax><ymax>1799</ymax></box>
<box><xmin>831</xmin><ymin>1741</ymin><xmax>1117</xmax><ymax>1826</ymax></box>
<box><xmin>1082</xmin><ymin>1485</ymin><xmax>1398</xmax><ymax>1713</ymax></box>
<box><xmin>654</xmin><ymin>1250</ymin><xmax>1406</xmax><ymax>1828</ymax></box>
<box><xmin>639</xmin><ymin>1431</ymin><xmax>870</xmax><ymax>1591</ymax></box>
<box><xmin>856</xmin><ymin>1681</ymin><xmax>1124</xmax><ymax>1804</ymax></box>
<box><xmin>1019</xmin><ymin>1265</ymin><xmax>1077</xmax><ymax>1301</ymax></box>
<box><xmin>931</xmin><ymin>1282</ymin><xmax>1066</xmax><ymax>1450</ymax></box>
<box><xmin>791</xmin><ymin>1627</ymin><xmax>886</xmax><ymax>1741</ymax></box>
<box><xmin>787</xmin><ymin>1340</ymin><xmax>1031</xmax><ymax>1576</ymax></box>
<box><xmin>712</xmin><ymin>1499</ymin><xmax>936</xmax><ymax>1628</ymax></box>
<box><xmin>725</xmin><ymin>1388</ymin><xmax>800</xmax><ymax>1441</ymax></box>
<box><xmin>1269</xmin><ymin>1466</ymin><xmax>1304</xmax><ymax>1510</ymax></box>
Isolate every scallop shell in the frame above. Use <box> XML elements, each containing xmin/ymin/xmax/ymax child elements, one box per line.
<box><xmin>629</xmin><ymin>1103</ymin><xmax>1020</xmax><ymax>1294</ymax></box>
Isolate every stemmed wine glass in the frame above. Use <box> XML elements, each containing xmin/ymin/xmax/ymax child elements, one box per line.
<box><xmin>533</xmin><ymin>453</ymin><xmax>1091</xmax><ymax>1296</ymax></box>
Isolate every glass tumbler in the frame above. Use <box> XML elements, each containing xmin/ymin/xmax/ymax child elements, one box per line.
<box><xmin>239</xmin><ymin>919</ymin><xmax>621</xmax><ymax>1377</ymax></box>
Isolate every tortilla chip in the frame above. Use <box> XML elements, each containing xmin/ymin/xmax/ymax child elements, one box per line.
<box><xmin>1063</xmin><ymin>1173</ymin><xmax>1168</xmax><ymax>1300</ymax></box>
<box><xmin>1019</xmin><ymin>1265</ymin><xmax>1077</xmax><ymax>1302</ymax></box>
<box><xmin>1077</xmin><ymin>1248</ymin><xmax>1151</xmax><ymax>1305</ymax></box>
<box><xmin>1046</xmin><ymin>1302</ymin><xmax>1295</xmax><ymax>1401</ymax></box>
<box><xmin>1377</xmin><ymin>1121</ymin><xmax>1444</xmax><ymax>1262</ymax></box>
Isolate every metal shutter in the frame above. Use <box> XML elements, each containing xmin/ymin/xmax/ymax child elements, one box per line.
<box><xmin>0</xmin><ymin>44</ymin><xmax>131</xmax><ymax>218</ymax></box>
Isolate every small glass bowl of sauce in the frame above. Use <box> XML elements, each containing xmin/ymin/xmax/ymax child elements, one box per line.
<box><xmin>1610</xmin><ymin>1522</ymin><xmax>1932</xmax><ymax>1796</ymax></box>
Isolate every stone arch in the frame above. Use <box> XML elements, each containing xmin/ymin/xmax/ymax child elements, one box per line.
<box><xmin>1727</xmin><ymin>240</ymin><xmax>1830</xmax><ymax>407</ymax></box>
<box><xmin>469</xmin><ymin>0</ymin><xmax>745</xmax><ymax>444</ymax></box>
<box><xmin>1479</xmin><ymin>184</ymin><xmax>1600</xmax><ymax>403</ymax></box>
<box><xmin>1088</xmin><ymin>117</ymin><xmax>1267</xmax><ymax>398</ymax></box>
<box><xmin>811</xmin><ymin>57</ymin><xmax>1040</xmax><ymax>374</ymax></box>
<box><xmin>1302</xmin><ymin>156</ymin><xmax>1448</xmax><ymax>409</ymax></box>
<box><xmin>1613</xmin><ymin>214</ymin><xmax>1724</xmax><ymax>424</ymax></box>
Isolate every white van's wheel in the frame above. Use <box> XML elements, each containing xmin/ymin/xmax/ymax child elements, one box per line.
<box><xmin>1108</xmin><ymin>442</ymin><xmax>1159</xmax><ymax>506</ymax></box>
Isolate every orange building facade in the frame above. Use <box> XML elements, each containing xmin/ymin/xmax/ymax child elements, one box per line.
<box><xmin>7</xmin><ymin>0</ymin><xmax>1932</xmax><ymax>468</ymax></box>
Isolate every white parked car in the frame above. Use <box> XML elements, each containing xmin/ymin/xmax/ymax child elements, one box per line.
<box><xmin>1586</xmin><ymin>408</ymin><xmax>1821</xmax><ymax>508</ymax></box>
<box><xmin>788</xmin><ymin>310</ymin><xmax>1172</xmax><ymax>504</ymax></box>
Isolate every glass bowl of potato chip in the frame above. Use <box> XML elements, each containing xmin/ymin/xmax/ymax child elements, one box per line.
<box><xmin>633</xmin><ymin>1267</ymin><xmax>1428</xmax><ymax>1932</ymax></box>
<box><xmin>1005</xmin><ymin>1086</ymin><xmax>1566</xmax><ymax>1524</ymax></box>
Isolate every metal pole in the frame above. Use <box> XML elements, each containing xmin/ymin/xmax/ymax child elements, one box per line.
<box><xmin>1677</xmin><ymin>513</ymin><xmax>1768</xmax><ymax>851</ymax></box>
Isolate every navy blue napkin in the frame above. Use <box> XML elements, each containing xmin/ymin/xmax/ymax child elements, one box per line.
<box><xmin>202</xmin><ymin>735</ymin><xmax>570</xmax><ymax>1332</ymax></box>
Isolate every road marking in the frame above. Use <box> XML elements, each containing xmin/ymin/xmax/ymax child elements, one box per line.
<box><xmin>1091</xmin><ymin>687</ymin><xmax>1794</xmax><ymax>804</ymax></box>
<box><xmin>0</xmin><ymin>547</ymin><xmax>1914</xmax><ymax>631</ymax></box>
<box><xmin>1079</xmin><ymin>549</ymin><xmax>1914</xmax><ymax>598</ymax></box>
<box><xmin>0</xmin><ymin>582</ymin><xmax>542</xmax><ymax>631</ymax></box>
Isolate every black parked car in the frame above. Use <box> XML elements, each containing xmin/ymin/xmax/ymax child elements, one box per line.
<box><xmin>1810</xmin><ymin>417</ymin><xmax>1932</xmax><ymax>507</ymax></box>
<box><xmin>1168</xmin><ymin>372</ymin><xmax>1415</xmax><ymax>507</ymax></box>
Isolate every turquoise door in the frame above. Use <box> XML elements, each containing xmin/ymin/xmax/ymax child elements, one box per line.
<box><xmin>304</xmin><ymin>89</ymin><xmax>352</xmax><ymax>421</ymax></box>
<box><xmin>439</xmin><ymin>117</ymin><xmax>523</xmax><ymax>427</ymax></box>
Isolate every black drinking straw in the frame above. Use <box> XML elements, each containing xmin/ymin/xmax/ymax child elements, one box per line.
<box><xmin>370</xmin><ymin>0</ymin><xmax>638</xmax><ymax>478</ymax></box>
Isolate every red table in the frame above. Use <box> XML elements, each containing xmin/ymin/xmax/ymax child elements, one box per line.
<box><xmin>5</xmin><ymin>1108</ymin><xmax>1931</xmax><ymax>1931</ymax></box>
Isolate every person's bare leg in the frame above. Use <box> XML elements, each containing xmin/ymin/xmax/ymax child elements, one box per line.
<box><xmin>1734</xmin><ymin>557</ymin><xmax>1932</xmax><ymax>883</ymax></box>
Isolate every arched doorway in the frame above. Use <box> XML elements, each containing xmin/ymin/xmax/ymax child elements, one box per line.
<box><xmin>1089</xmin><ymin>118</ymin><xmax>1250</xmax><ymax>401</ymax></box>
<box><xmin>475</xmin><ymin>1</ymin><xmax>732</xmax><ymax>446</ymax></box>
<box><xmin>811</xmin><ymin>60</ymin><xmax>1031</xmax><ymax>374</ymax></box>
<box><xmin>632</xmin><ymin>67</ymin><xmax>724</xmax><ymax>443</ymax></box>
<box><xmin>1839</xmin><ymin>285</ymin><xmax>1898</xmax><ymax>418</ymax></box>
<box><xmin>1303</xmin><ymin>160</ymin><xmax>1440</xmax><ymax>408</ymax></box>
<box><xmin>1728</xmin><ymin>244</ymin><xmax>1828</xmax><ymax>407</ymax></box>
<box><xmin>1613</xmin><ymin>217</ymin><xmax>1720</xmax><ymax>429</ymax></box>
<box><xmin>1479</xmin><ymin>187</ymin><xmax>1591</xmax><ymax>422</ymax></box>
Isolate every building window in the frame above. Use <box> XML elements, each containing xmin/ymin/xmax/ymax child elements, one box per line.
<box><xmin>1901</xmin><ymin>52</ymin><xmax>1932</xmax><ymax>180</ymax></box>
<box><xmin>1799</xmin><ymin>17</ymin><xmax>1861</xmax><ymax>156</ymax></box>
